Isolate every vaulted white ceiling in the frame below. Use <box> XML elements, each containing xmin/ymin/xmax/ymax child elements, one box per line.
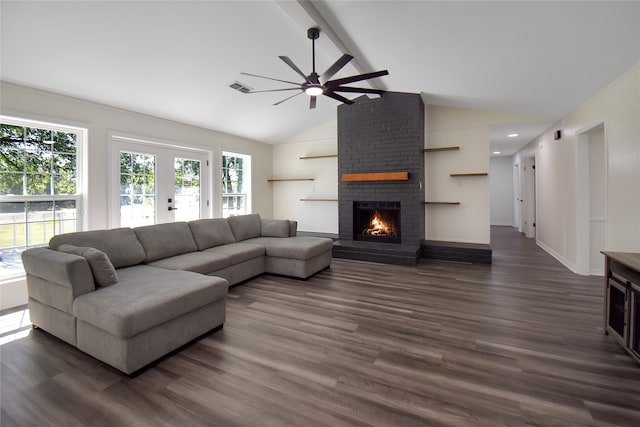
<box><xmin>2</xmin><ymin>1</ymin><xmax>639</xmax><ymax>155</ymax></box>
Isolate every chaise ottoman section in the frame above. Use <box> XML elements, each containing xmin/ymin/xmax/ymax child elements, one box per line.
<box><xmin>247</xmin><ymin>236</ymin><xmax>333</xmax><ymax>279</ymax></box>
<box><xmin>72</xmin><ymin>265</ymin><xmax>228</xmax><ymax>374</ymax></box>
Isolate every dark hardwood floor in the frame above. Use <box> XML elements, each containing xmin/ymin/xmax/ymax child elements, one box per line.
<box><xmin>2</xmin><ymin>226</ymin><xmax>639</xmax><ymax>426</ymax></box>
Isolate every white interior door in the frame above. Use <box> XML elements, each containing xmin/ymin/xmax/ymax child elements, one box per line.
<box><xmin>110</xmin><ymin>138</ymin><xmax>210</xmax><ymax>227</ymax></box>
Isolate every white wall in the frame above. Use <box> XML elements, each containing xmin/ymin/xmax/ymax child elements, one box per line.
<box><xmin>489</xmin><ymin>156</ymin><xmax>515</xmax><ymax>226</ymax></box>
<box><xmin>515</xmin><ymin>63</ymin><xmax>640</xmax><ymax>273</ymax></box>
<box><xmin>272</xmin><ymin>120</ymin><xmax>338</xmax><ymax>233</ymax></box>
<box><xmin>1</xmin><ymin>82</ymin><xmax>274</xmax><ymax>226</ymax></box>
<box><xmin>0</xmin><ymin>81</ymin><xmax>274</xmax><ymax>309</ymax></box>
<box><xmin>425</xmin><ymin>105</ymin><xmax>551</xmax><ymax>244</ymax></box>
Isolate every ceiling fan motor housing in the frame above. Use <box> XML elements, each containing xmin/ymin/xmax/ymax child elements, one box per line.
<box><xmin>307</xmin><ymin>27</ymin><xmax>320</xmax><ymax>40</ymax></box>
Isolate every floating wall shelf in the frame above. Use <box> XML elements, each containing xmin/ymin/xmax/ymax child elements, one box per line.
<box><xmin>267</xmin><ymin>178</ymin><xmax>314</xmax><ymax>182</ymax></box>
<box><xmin>424</xmin><ymin>201</ymin><xmax>460</xmax><ymax>205</ymax></box>
<box><xmin>424</xmin><ymin>146</ymin><xmax>460</xmax><ymax>152</ymax></box>
<box><xmin>299</xmin><ymin>154</ymin><xmax>337</xmax><ymax>160</ymax></box>
<box><xmin>299</xmin><ymin>198</ymin><xmax>338</xmax><ymax>202</ymax></box>
<box><xmin>450</xmin><ymin>173</ymin><xmax>488</xmax><ymax>177</ymax></box>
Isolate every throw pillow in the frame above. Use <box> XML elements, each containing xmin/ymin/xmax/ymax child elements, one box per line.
<box><xmin>57</xmin><ymin>244</ymin><xmax>118</xmax><ymax>287</ymax></box>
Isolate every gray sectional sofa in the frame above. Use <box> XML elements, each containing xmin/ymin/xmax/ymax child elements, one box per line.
<box><xmin>21</xmin><ymin>213</ymin><xmax>333</xmax><ymax>374</ymax></box>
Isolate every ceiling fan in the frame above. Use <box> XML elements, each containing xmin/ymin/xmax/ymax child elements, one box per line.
<box><xmin>241</xmin><ymin>27</ymin><xmax>389</xmax><ymax>109</ymax></box>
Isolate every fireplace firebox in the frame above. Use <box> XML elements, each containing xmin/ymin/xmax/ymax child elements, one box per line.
<box><xmin>353</xmin><ymin>201</ymin><xmax>401</xmax><ymax>243</ymax></box>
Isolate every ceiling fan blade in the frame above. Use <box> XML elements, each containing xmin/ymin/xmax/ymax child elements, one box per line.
<box><xmin>331</xmin><ymin>86</ymin><xmax>385</xmax><ymax>94</ymax></box>
<box><xmin>310</xmin><ymin>96</ymin><xmax>317</xmax><ymax>109</ymax></box>
<box><xmin>279</xmin><ymin>56</ymin><xmax>310</xmax><ymax>82</ymax></box>
<box><xmin>240</xmin><ymin>72</ymin><xmax>302</xmax><ymax>86</ymax></box>
<box><xmin>326</xmin><ymin>70</ymin><xmax>389</xmax><ymax>87</ymax></box>
<box><xmin>273</xmin><ymin>91</ymin><xmax>304</xmax><ymax>106</ymax></box>
<box><xmin>320</xmin><ymin>54</ymin><xmax>353</xmax><ymax>83</ymax></box>
<box><xmin>323</xmin><ymin>91</ymin><xmax>354</xmax><ymax>105</ymax></box>
<box><xmin>247</xmin><ymin>88</ymin><xmax>302</xmax><ymax>94</ymax></box>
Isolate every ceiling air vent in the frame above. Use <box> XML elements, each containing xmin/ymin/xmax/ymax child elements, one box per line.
<box><xmin>229</xmin><ymin>81</ymin><xmax>253</xmax><ymax>94</ymax></box>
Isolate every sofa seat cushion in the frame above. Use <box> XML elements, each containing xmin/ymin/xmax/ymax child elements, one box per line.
<box><xmin>204</xmin><ymin>242</ymin><xmax>265</xmax><ymax>265</ymax></box>
<box><xmin>146</xmin><ymin>251</ymin><xmax>230</xmax><ymax>275</ymax></box>
<box><xmin>246</xmin><ymin>236</ymin><xmax>333</xmax><ymax>260</ymax></box>
<box><xmin>73</xmin><ymin>265</ymin><xmax>228</xmax><ymax>339</ymax></box>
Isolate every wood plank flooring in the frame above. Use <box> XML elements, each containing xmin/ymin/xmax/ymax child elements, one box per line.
<box><xmin>2</xmin><ymin>226</ymin><xmax>640</xmax><ymax>426</ymax></box>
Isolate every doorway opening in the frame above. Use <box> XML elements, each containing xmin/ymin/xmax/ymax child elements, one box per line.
<box><xmin>576</xmin><ymin>123</ymin><xmax>606</xmax><ymax>276</ymax></box>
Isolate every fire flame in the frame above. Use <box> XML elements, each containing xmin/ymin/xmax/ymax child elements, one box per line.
<box><xmin>367</xmin><ymin>211</ymin><xmax>395</xmax><ymax>236</ymax></box>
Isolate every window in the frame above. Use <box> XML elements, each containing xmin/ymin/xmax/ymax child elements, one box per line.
<box><xmin>0</xmin><ymin>117</ymin><xmax>83</xmax><ymax>279</ymax></box>
<box><xmin>222</xmin><ymin>151</ymin><xmax>251</xmax><ymax>218</ymax></box>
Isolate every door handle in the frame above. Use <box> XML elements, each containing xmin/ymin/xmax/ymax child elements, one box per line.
<box><xmin>168</xmin><ymin>206</ymin><xmax>178</xmax><ymax>211</ymax></box>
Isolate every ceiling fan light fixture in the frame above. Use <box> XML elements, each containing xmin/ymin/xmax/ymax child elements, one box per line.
<box><xmin>240</xmin><ymin>27</ymin><xmax>388</xmax><ymax>109</ymax></box>
<box><xmin>305</xmin><ymin>85</ymin><xmax>323</xmax><ymax>96</ymax></box>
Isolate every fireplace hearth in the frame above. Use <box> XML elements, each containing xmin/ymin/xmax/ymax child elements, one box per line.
<box><xmin>353</xmin><ymin>201</ymin><xmax>401</xmax><ymax>243</ymax></box>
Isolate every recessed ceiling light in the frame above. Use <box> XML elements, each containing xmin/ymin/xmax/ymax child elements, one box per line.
<box><xmin>507</xmin><ymin>133</ymin><xmax>519</xmax><ymax>138</ymax></box>
<box><xmin>493</xmin><ymin>151</ymin><xmax>501</xmax><ymax>154</ymax></box>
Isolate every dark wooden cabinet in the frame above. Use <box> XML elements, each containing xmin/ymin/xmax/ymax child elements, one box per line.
<box><xmin>602</xmin><ymin>251</ymin><xmax>640</xmax><ymax>364</ymax></box>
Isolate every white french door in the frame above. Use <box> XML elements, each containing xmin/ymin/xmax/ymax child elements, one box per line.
<box><xmin>110</xmin><ymin>137</ymin><xmax>210</xmax><ymax>227</ymax></box>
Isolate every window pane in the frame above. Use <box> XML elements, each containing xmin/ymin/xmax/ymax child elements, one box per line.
<box><xmin>0</xmin><ymin>147</ymin><xmax>25</xmax><ymax>172</ymax></box>
<box><xmin>27</xmin><ymin>201</ymin><xmax>55</xmax><ymax>246</ymax></box>
<box><xmin>0</xmin><ymin>202</ymin><xmax>26</xmax><ymax>249</ymax></box>
<box><xmin>174</xmin><ymin>158</ymin><xmax>200</xmax><ymax>222</ymax></box>
<box><xmin>25</xmin><ymin>174</ymin><xmax>52</xmax><ymax>195</ymax></box>
<box><xmin>0</xmin><ymin>173</ymin><xmax>24</xmax><ymax>195</ymax></box>
<box><xmin>54</xmin><ymin>173</ymin><xmax>76</xmax><ymax>195</ymax></box>
<box><xmin>55</xmin><ymin>200</ymin><xmax>77</xmax><ymax>235</ymax></box>
<box><xmin>53</xmin><ymin>152</ymin><xmax>75</xmax><ymax>174</ymax></box>
<box><xmin>222</xmin><ymin>152</ymin><xmax>249</xmax><ymax>217</ymax></box>
<box><xmin>53</xmin><ymin>131</ymin><xmax>76</xmax><ymax>153</ymax></box>
<box><xmin>120</xmin><ymin>152</ymin><xmax>132</xmax><ymax>174</ymax></box>
<box><xmin>1</xmin><ymin>123</ymin><xmax>24</xmax><ymax>142</ymax></box>
<box><xmin>120</xmin><ymin>151</ymin><xmax>155</xmax><ymax>227</ymax></box>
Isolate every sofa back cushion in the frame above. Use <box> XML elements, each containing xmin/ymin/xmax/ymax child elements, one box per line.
<box><xmin>261</xmin><ymin>219</ymin><xmax>291</xmax><ymax>237</ymax></box>
<box><xmin>188</xmin><ymin>218</ymin><xmax>236</xmax><ymax>250</ymax></box>
<box><xmin>134</xmin><ymin>222</ymin><xmax>198</xmax><ymax>262</ymax></box>
<box><xmin>227</xmin><ymin>214</ymin><xmax>261</xmax><ymax>241</ymax></box>
<box><xmin>49</xmin><ymin>228</ymin><xmax>146</xmax><ymax>268</ymax></box>
<box><xmin>57</xmin><ymin>244</ymin><xmax>118</xmax><ymax>287</ymax></box>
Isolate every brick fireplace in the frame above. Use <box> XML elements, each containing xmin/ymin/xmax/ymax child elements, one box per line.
<box><xmin>333</xmin><ymin>92</ymin><xmax>425</xmax><ymax>265</ymax></box>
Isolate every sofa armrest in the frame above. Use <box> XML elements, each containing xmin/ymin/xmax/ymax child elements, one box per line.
<box><xmin>22</xmin><ymin>247</ymin><xmax>96</xmax><ymax>302</ymax></box>
<box><xmin>261</xmin><ymin>218</ymin><xmax>297</xmax><ymax>237</ymax></box>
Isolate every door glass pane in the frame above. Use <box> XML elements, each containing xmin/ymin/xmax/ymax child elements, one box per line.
<box><xmin>120</xmin><ymin>151</ymin><xmax>155</xmax><ymax>227</ymax></box>
<box><xmin>174</xmin><ymin>158</ymin><xmax>200</xmax><ymax>221</ymax></box>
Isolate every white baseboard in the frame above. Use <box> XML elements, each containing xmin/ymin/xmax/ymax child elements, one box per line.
<box><xmin>536</xmin><ymin>239</ymin><xmax>579</xmax><ymax>274</ymax></box>
<box><xmin>0</xmin><ymin>277</ymin><xmax>28</xmax><ymax>311</ymax></box>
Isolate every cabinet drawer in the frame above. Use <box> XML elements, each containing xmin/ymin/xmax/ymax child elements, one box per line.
<box><xmin>610</xmin><ymin>260</ymin><xmax>640</xmax><ymax>284</ymax></box>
